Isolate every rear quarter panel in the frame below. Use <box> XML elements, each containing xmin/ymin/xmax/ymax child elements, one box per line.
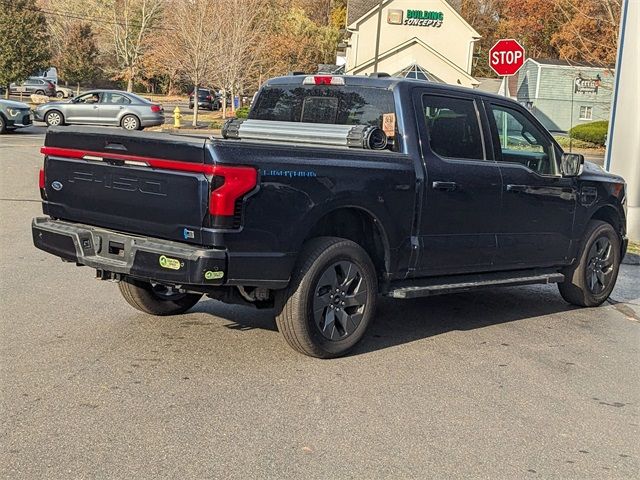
<box><xmin>208</xmin><ymin>140</ymin><xmax>417</xmax><ymax>285</ymax></box>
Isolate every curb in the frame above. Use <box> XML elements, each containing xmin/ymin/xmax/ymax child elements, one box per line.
<box><xmin>622</xmin><ymin>253</ymin><xmax>640</xmax><ymax>266</ymax></box>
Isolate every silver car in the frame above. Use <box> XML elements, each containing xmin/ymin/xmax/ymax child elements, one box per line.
<box><xmin>34</xmin><ymin>90</ymin><xmax>165</xmax><ymax>130</ymax></box>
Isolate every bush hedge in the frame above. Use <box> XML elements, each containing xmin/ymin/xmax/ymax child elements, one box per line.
<box><xmin>569</xmin><ymin>120</ymin><xmax>608</xmax><ymax>146</ymax></box>
<box><xmin>235</xmin><ymin>106</ymin><xmax>250</xmax><ymax>119</ymax></box>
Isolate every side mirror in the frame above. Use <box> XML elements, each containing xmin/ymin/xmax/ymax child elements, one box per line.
<box><xmin>561</xmin><ymin>153</ymin><xmax>584</xmax><ymax>177</ymax></box>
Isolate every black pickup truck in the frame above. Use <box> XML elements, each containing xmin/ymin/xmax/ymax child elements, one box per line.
<box><xmin>33</xmin><ymin>74</ymin><xmax>628</xmax><ymax>358</ymax></box>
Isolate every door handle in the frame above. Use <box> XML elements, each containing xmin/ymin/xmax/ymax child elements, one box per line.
<box><xmin>93</xmin><ymin>105</ymin><xmax>99</xmax><ymax>109</ymax></box>
<box><xmin>105</xmin><ymin>143</ymin><xmax>127</xmax><ymax>151</ymax></box>
<box><xmin>506</xmin><ymin>184</ymin><xmax>527</xmax><ymax>193</ymax></box>
<box><xmin>432</xmin><ymin>181</ymin><xmax>458</xmax><ymax>191</ymax></box>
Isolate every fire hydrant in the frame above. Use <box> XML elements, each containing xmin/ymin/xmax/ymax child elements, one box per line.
<box><xmin>173</xmin><ymin>106</ymin><xmax>182</xmax><ymax>128</ymax></box>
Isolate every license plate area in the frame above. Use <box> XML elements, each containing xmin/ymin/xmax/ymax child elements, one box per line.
<box><xmin>108</xmin><ymin>241</ymin><xmax>125</xmax><ymax>257</ymax></box>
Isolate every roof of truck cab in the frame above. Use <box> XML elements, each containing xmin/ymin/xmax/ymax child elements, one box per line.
<box><xmin>264</xmin><ymin>75</ymin><xmax>521</xmax><ymax>105</ymax></box>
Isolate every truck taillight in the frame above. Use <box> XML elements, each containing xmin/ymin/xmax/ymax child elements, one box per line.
<box><xmin>209</xmin><ymin>165</ymin><xmax>257</xmax><ymax>216</ymax></box>
<box><xmin>39</xmin><ymin>167</ymin><xmax>47</xmax><ymax>200</ymax></box>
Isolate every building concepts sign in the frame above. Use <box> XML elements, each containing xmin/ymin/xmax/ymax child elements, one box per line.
<box><xmin>574</xmin><ymin>75</ymin><xmax>602</xmax><ymax>94</ymax></box>
<box><xmin>387</xmin><ymin>9</ymin><xmax>444</xmax><ymax>27</ymax></box>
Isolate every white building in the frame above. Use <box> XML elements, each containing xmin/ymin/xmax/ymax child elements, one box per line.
<box><xmin>342</xmin><ymin>0</ymin><xmax>480</xmax><ymax>87</ymax></box>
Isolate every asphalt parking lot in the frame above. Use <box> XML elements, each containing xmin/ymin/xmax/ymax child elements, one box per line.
<box><xmin>1</xmin><ymin>128</ymin><xmax>638</xmax><ymax>479</ymax></box>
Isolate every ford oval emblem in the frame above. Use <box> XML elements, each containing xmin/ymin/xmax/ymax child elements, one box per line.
<box><xmin>51</xmin><ymin>181</ymin><xmax>63</xmax><ymax>191</ymax></box>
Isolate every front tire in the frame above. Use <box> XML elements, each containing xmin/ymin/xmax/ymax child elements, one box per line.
<box><xmin>121</xmin><ymin>114</ymin><xmax>140</xmax><ymax>130</ymax></box>
<box><xmin>0</xmin><ymin>115</ymin><xmax>6</xmax><ymax>134</ymax></box>
<box><xmin>276</xmin><ymin>237</ymin><xmax>378</xmax><ymax>358</ymax></box>
<box><xmin>45</xmin><ymin>110</ymin><xmax>64</xmax><ymax>127</ymax></box>
<box><xmin>56</xmin><ymin>91</ymin><xmax>65</xmax><ymax>99</ymax></box>
<box><xmin>118</xmin><ymin>278</ymin><xmax>203</xmax><ymax>316</ymax></box>
<box><xmin>559</xmin><ymin>220</ymin><xmax>621</xmax><ymax>307</ymax></box>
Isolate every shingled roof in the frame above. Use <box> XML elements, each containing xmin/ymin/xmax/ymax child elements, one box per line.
<box><xmin>347</xmin><ymin>0</ymin><xmax>379</xmax><ymax>26</ymax></box>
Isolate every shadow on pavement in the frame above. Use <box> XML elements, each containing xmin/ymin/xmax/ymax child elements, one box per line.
<box><xmin>188</xmin><ymin>284</ymin><xmax>578</xmax><ymax>356</ymax></box>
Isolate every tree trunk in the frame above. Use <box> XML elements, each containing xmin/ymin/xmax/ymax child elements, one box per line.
<box><xmin>127</xmin><ymin>75</ymin><xmax>133</xmax><ymax>93</ymax></box>
<box><xmin>222</xmin><ymin>89</ymin><xmax>227</xmax><ymax>119</ymax></box>
<box><xmin>4</xmin><ymin>85</ymin><xmax>8</xmax><ymax>100</ymax></box>
<box><xmin>230</xmin><ymin>86</ymin><xmax>235</xmax><ymax>115</ymax></box>
<box><xmin>76</xmin><ymin>82</ymin><xmax>80</xmax><ymax>96</ymax></box>
<box><xmin>192</xmin><ymin>80</ymin><xmax>199</xmax><ymax>128</ymax></box>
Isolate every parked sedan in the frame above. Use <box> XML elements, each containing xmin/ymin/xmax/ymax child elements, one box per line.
<box><xmin>34</xmin><ymin>90</ymin><xmax>165</xmax><ymax>130</ymax></box>
<box><xmin>0</xmin><ymin>99</ymin><xmax>33</xmax><ymax>133</ymax></box>
<box><xmin>9</xmin><ymin>78</ymin><xmax>56</xmax><ymax>97</ymax></box>
<box><xmin>189</xmin><ymin>88</ymin><xmax>221</xmax><ymax>110</ymax></box>
<box><xmin>55</xmin><ymin>85</ymin><xmax>75</xmax><ymax>99</ymax></box>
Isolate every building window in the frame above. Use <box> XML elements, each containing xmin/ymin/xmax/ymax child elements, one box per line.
<box><xmin>579</xmin><ymin>106</ymin><xmax>593</xmax><ymax>120</ymax></box>
<box><xmin>395</xmin><ymin>63</ymin><xmax>445</xmax><ymax>83</ymax></box>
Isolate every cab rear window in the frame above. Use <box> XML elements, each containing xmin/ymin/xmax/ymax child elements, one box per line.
<box><xmin>250</xmin><ymin>85</ymin><xmax>396</xmax><ymax>129</ymax></box>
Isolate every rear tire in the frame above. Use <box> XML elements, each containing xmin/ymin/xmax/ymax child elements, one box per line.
<box><xmin>45</xmin><ymin>110</ymin><xmax>64</xmax><ymax>127</ymax></box>
<box><xmin>275</xmin><ymin>237</ymin><xmax>378</xmax><ymax>358</ymax></box>
<box><xmin>0</xmin><ymin>115</ymin><xmax>6</xmax><ymax>134</ymax></box>
<box><xmin>118</xmin><ymin>278</ymin><xmax>203</xmax><ymax>316</ymax></box>
<box><xmin>559</xmin><ymin>220</ymin><xmax>621</xmax><ymax>307</ymax></box>
<box><xmin>56</xmin><ymin>91</ymin><xmax>64</xmax><ymax>99</ymax></box>
<box><xmin>35</xmin><ymin>89</ymin><xmax>44</xmax><ymax>95</ymax></box>
<box><xmin>121</xmin><ymin>114</ymin><xmax>140</xmax><ymax>130</ymax></box>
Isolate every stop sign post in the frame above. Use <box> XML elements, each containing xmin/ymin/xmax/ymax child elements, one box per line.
<box><xmin>489</xmin><ymin>39</ymin><xmax>526</xmax><ymax>77</ymax></box>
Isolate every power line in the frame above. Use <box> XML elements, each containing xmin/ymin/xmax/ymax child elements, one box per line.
<box><xmin>27</xmin><ymin>6</ymin><xmax>177</xmax><ymax>31</ymax></box>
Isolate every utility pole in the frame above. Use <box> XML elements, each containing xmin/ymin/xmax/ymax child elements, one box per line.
<box><xmin>372</xmin><ymin>0</ymin><xmax>384</xmax><ymax>73</ymax></box>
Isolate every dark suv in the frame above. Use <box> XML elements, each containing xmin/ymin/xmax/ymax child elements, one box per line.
<box><xmin>189</xmin><ymin>88</ymin><xmax>221</xmax><ymax>110</ymax></box>
<box><xmin>9</xmin><ymin>77</ymin><xmax>56</xmax><ymax>97</ymax></box>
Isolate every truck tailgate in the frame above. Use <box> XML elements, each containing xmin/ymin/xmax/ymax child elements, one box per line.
<box><xmin>41</xmin><ymin>127</ymin><xmax>210</xmax><ymax>244</ymax></box>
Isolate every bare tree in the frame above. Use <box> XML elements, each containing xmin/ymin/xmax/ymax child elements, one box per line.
<box><xmin>213</xmin><ymin>0</ymin><xmax>270</xmax><ymax>117</ymax></box>
<box><xmin>155</xmin><ymin>0</ymin><xmax>222</xmax><ymax>126</ymax></box>
<box><xmin>105</xmin><ymin>0</ymin><xmax>163</xmax><ymax>92</ymax></box>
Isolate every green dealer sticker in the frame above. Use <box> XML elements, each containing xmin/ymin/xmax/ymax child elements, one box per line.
<box><xmin>205</xmin><ymin>270</ymin><xmax>224</xmax><ymax>280</ymax></box>
<box><xmin>159</xmin><ymin>255</ymin><xmax>181</xmax><ymax>270</ymax></box>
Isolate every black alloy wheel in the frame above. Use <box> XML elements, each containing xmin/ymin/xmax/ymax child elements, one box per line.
<box><xmin>559</xmin><ymin>220</ymin><xmax>621</xmax><ymax>307</ymax></box>
<box><xmin>313</xmin><ymin>260</ymin><xmax>368</xmax><ymax>340</ymax></box>
<box><xmin>275</xmin><ymin>237</ymin><xmax>378</xmax><ymax>358</ymax></box>
<box><xmin>585</xmin><ymin>236</ymin><xmax>615</xmax><ymax>295</ymax></box>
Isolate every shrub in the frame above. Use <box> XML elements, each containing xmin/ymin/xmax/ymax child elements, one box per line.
<box><xmin>569</xmin><ymin>120</ymin><xmax>609</xmax><ymax>146</ymax></box>
<box><xmin>235</xmin><ymin>106</ymin><xmax>250</xmax><ymax>119</ymax></box>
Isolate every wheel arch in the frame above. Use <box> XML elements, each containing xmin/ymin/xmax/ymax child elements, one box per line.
<box><xmin>302</xmin><ymin>206</ymin><xmax>391</xmax><ymax>281</ymax></box>
<box><xmin>590</xmin><ymin>204</ymin><xmax>625</xmax><ymax>238</ymax></box>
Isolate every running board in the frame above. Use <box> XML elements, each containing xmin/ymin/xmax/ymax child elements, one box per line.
<box><xmin>385</xmin><ymin>270</ymin><xmax>565</xmax><ymax>299</ymax></box>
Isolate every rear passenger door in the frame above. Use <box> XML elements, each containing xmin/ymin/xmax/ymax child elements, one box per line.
<box><xmin>99</xmin><ymin>92</ymin><xmax>130</xmax><ymax>125</ymax></box>
<box><xmin>485</xmin><ymin>101</ymin><xmax>576</xmax><ymax>268</ymax></box>
<box><xmin>414</xmin><ymin>90</ymin><xmax>502</xmax><ymax>275</ymax></box>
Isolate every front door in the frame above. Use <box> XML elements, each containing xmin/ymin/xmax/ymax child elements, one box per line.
<box><xmin>414</xmin><ymin>90</ymin><xmax>502</xmax><ymax>275</ymax></box>
<box><xmin>65</xmin><ymin>92</ymin><xmax>102</xmax><ymax>124</ymax></box>
<box><xmin>484</xmin><ymin>100</ymin><xmax>577</xmax><ymax>269</ymax></box>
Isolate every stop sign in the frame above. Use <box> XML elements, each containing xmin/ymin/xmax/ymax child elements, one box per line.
<box><xmin>489</xmin><ymin>39</ymin><xmax>526</xmax><ymax>76</ymax></box>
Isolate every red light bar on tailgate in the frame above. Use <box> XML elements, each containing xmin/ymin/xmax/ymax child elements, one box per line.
<box><xmin>40</xmin><ymin>146</ymin><xmax>258</xmax><ymax>217</ymax></box>
<box><xmin>303</xmin><ymin>76</ymin><xmax>345</xmax><ymax>86</ymax></box>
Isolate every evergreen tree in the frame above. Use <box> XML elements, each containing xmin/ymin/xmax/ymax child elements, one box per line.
<box><xmin>0</xmin><ymin>0</ymin><xmax>51</xmax><ymax>98</ymax></box>
<box><xmin>58</xmin><ymin>23</ymin><xmax>100</xmax><ymax>95</ymax></box>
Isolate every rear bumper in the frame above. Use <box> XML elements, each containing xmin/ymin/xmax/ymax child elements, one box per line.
<box><xmin>140</xmin><ymin>115</ymin><xmax>165</xmax><ymax>127</ymax></box>
<box><xmin>32</xmin><ymin>217</ymin><xmax>227</xmax><ymax>286</ymax></box>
